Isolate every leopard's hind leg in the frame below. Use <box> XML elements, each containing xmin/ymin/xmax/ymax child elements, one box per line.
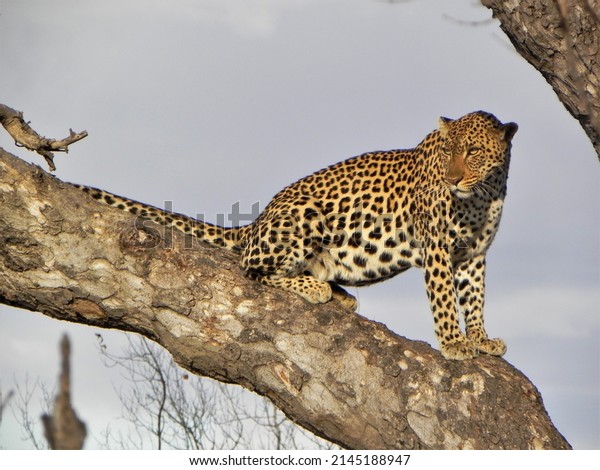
<box><xmin>240</xmin><ymin>195</ymin><xmax>336</xmax><ymax>305</ymax></box>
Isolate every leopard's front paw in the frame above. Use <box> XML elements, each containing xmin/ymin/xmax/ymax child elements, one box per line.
<box><xmin>303</xmin><ymin>282</ymin><xmax>333</xmax><ymax>304</ymax></box>
<box><xmin>475</xmin><ymin>338</ymin><xmax>506</xmax><ymax>357</ymax></box>
<box><xmin>440</xmin><ymin>336</ymin><xmax>479</xmax><ymax>360</ymax></box>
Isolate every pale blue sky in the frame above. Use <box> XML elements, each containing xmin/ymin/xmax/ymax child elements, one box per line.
<box><xmin>0</xmin><ymin>0</ymin><xmax>598</xmax><ymax>449</ymax></box>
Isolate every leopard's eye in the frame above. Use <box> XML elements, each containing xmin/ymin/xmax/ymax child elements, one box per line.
<box><xmin>441</xmin><ymin>147</ymin><xmax>452</xmax><ymax>156</ymax></box>
<box><xmin>467</xmin><ymin>147</ymin><xmax>482</xmax><ymax>157</ymax></box>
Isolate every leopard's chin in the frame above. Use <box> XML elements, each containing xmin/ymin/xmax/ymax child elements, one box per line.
<box><xmin>450</xmin><ymin>187</ymin><xmax>474</xmax><ymax>199</ymax></box>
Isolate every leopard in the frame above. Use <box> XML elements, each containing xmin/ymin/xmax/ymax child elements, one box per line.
<box><xmin>75</xmin><ymin>110</ymin><xmax>518</xmax><ymax>360</ymax></box>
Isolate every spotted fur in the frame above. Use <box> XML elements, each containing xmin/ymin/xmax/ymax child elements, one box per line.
<box><xmin>75</xmin><ymin>111</ymin><xmax>518</xmax><ymax>360</ymax></box>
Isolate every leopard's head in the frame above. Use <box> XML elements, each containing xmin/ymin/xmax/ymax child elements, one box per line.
<box><xmin>437</xmin><ymin>111</ymin><xmax>518</xmax><ymax>199</ymax></box>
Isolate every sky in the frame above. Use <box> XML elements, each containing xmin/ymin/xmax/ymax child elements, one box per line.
<box><xmin>0</xmin><ymin>0</ymin><xmax>598</xmax><ymax>450</ymax></box>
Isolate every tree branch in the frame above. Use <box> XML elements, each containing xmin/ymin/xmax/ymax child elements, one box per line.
<box><xmin>0</xmin><ymin>103</ymin><xmax>88</xmax><ymax>171</ymax></box>
<box><xmin>0</xmin><ymin>147</ymin><xmax>570</xmax><ymax>449</ymax></box>
<box><xmin>481</xmin><ymin>0</ymin><xmax>600</xmax><ymax>159</ymax></box>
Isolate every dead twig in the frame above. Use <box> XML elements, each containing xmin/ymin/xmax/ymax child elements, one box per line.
<box><xmin>0</xmin><ymin>103</ymin><xmax>87</xmax><ymax>171</ymax></box>
<box><xmin>41</xmin><ymin>334</ymin><xmax>87</xmax><ymax>450</ymax></box>
<box><xmin>442</xmin><ymin>13</ymin><xmax>494</xmax><ymax>27</ymax></box>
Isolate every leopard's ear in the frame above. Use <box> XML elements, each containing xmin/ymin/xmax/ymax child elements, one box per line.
<box><xmin>500</xmin><ymin>122</ymin><xmax>518</xmax><ymax>142</ymax></box>
<box><xmin>438</xmin><ymin>116</ymin><xmax>453</xmax><ymax>137</ymax></box>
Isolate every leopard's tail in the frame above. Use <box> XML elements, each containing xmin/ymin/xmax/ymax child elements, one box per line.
<box><xmin>73</xmin><ymin>184</ymin><xmax>248</xmax><ymax>252</ymax></box>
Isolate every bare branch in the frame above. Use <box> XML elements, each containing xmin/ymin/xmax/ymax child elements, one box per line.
<box><xmin>0</xmin><ymin>103</ymin><xmax>87</xmax><ymax>171</ymax></box>
<box><xmin>11</xmin><ymin>376</ymin><xmax>47</xmax><ymax>450</ymax></box>
<box><xmin>97</xmin><ymin>334</ymin><xmax>325</xmax><ymax>449</ymax></box>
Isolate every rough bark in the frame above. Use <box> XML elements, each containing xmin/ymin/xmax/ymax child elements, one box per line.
<box><xmin>481</xmin><ymin>0</ymin><xmax>600</xmax><ymax>159</ymax></box>
<box><xmin>0</xmin><ymin>147</ymin><xmax>570</xmax><ymax>449</ymax></box>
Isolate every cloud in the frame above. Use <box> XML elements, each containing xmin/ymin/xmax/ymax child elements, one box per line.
<box><xmin>150</xmin><ymin>0</ymin><xmax>317</xmax><ymax>37</ymax></box>
<box><xmin>488</xmin><ymin>286</ymin><xmax>599</xmax><ymax>339</ymax></box>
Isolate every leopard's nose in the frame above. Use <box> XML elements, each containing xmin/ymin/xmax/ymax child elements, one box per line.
<box><xmin>445</xmin><ymin>174</ymin><xmax>462</xmax><ymax>185</ymax></box>
<box><xmin>445</xmin><ymin>159</ymin><xmax>465</xmax><ymax>186</ymax></box>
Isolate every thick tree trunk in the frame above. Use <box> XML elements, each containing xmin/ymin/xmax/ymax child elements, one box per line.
<box><xmin>481</xmin><ymin>0</ymin><xmax>600</xmax><ymax>159</ymax></box>
<box><xmin>0</xmin><ymin>147</ymin><xmax>570</xmax><ymax>449</ymax></box>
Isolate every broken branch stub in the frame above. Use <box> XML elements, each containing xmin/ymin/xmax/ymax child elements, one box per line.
<box><xmin>0</xmin><ymin>103</ymin><xmax>88</xmax><ymax>171</ymax></box>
